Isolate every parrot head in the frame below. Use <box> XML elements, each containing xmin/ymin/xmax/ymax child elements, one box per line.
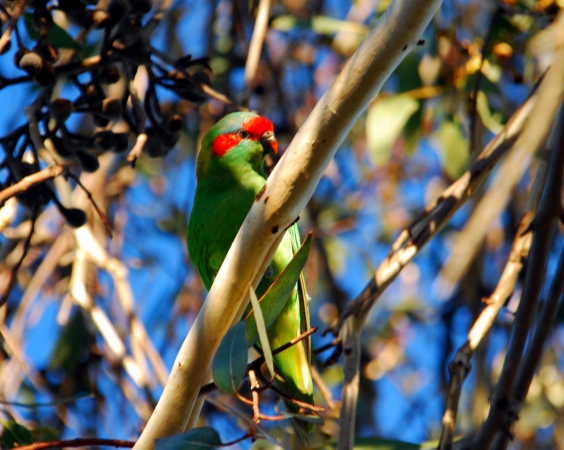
<box><xmin>197</xmin><ymin>111</ymin><xmax>278</xmax><ymax>181</ymax></box>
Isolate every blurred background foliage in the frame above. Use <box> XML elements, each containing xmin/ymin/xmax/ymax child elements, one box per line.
<box><xmin>0</xmin><ymin>0</ymin><xmax>563</xmax><ymax>449</ymax></box>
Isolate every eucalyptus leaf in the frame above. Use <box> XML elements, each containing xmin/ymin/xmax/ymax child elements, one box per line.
<box><xmin>23</xmin><ymin>14</ymin><xmax>82</xmax><ymax>51</ymax></box>
<box><xmin>476</xmin><ymin>91</ymin><xmax>503</xmax><ymax>134</ymax></box>
<box><xmin>155</xmin><ymin>427</ymin><xmax>222</xmax><ymax>450</ymax></box>
<box><xmin>249</xmin><ymin>286</ymin><xmax>274</xmax><ymax>377</ymax></box>
<box><xmin>245</xmin><ymin>234</ymin><xmax>312</xmax><ymax>347</ymax></box>
<box><xmin>211</xmin><ymin>322</ymin><xmax>247</xmax><ymax>395</ymax></box>
<box><xmin>433</xmin><ymin>120</ymin><xmax>469</xmax><ymax>179</ymax></box>
<box><xmin>271</xmin><ymin>15</ymin><xmax>369</xmax><ymax>36</ymax></box>
<box><xmin>284</xmin><ymin>413</ymin><xmax>325</xmax><ymax>425</ymax></box>
<box><xmin>366</xmin><ymin>95</ymin><xmax>420</xmax><ymax>166</ymax></box>
<box><xmin>1</xmin><ymin>421</ymin><xmax>33</xmax><ymax>449</ymax></box>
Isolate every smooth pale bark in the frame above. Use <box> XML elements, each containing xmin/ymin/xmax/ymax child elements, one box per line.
<box><xmin>133</xmin><ymin>1</ymin><xmax>443</xmax><ymax>449</ymax></box>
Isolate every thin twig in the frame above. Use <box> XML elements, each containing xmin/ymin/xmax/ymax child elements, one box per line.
<box><xmin>65</xmin><ymin>172</ymin><xmax>113</xmax><ymax>238</ymax></box>
<box><xmin>311</xmin><ymin>364</ymin><xmax>335</xmax><ymax>410</ymax></box>
<box><xmin>0</xmin><ymin>0</ymin><xmax>26</xmax><ymax>54</ymax></box>
<box><xmin>127</xmin><ymin>133</ymin><xmax>148</xmax><ymax>166</ymax></box>
<box><xmin>471</xmin><ymin>13</ymin><xmax>564</xmax><ymax>446</ymax></box>
<box><xmin>235</xmin><ymin>394</ymin><xmax>286</xmax><ymax>420</ymax></box>
<box><xmin>267</xmin><ymin>383</ymin><xmax>325</xmax><ymax>413</ymax></box>
<box><xmin>15</xmin><ymin>438</ymin><xmax>135</xmax><ymax>450</ymax></box>
<box><xmin>0</xmin><ymin>392</ymin><xmax>94</xmax><ymax>407</ymax></box>
<box><xmin>0</xmin><ymin>165</ymin><xmax>66</xmax><ymax>206</ymax></box>
<box><xmin>438</xmin><ymin>212</ymin><xmax>534</xmax><ymax>450</ymax></box>
<box><xmin>241</xmin><ymin>0</ymin><xmax>272</xmax><ymax>107</ymax></box>
<box><xmin>248</xmin><ymin>369</ymin><xmax>261</xmax><ymax>424</ymax></box>
<box><xmin>1</xmin><ymin>206</ymin><xmax>38</xmax><ymax>307</ymax></box>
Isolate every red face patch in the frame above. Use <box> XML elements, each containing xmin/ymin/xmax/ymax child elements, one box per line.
<box><xmin>211</xmin><ymin>116</ymin><xmax>277</xmax><ymax>157</ymax></box>
<box><xmin>211</xmin><ymin>133</ymin><xmax>242</xmax><ymax>157</ymax></box>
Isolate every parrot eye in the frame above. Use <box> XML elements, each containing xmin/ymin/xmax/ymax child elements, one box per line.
<box><xmin>237</xmin><ymin>129</ymin><xmax>251</xmax><ymax>139</ymax></box>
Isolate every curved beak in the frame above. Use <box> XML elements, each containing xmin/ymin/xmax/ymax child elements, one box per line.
<box><xmin>260</xmin><ymin>130</ymin><xmax>278</xmax><ymax>155</ymax></box>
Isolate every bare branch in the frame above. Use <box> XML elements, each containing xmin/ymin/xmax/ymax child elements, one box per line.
<box><xmin>0</xmin><ymin>206</ymin><xmax>37</xmax><ymax>307</ymax></box>
<box><xmin>0</xmin><ymin>0</ymin><xmax>26</xmax><ymax>54</ymax></box>
<box><xmin>472</xmin><ymin>16</ymin><xmax>564</xmax><ymax>444</ymax></box>
<box><xmin>0</xmin><ymin>165</ymin><xmax>66</xmax><ymax>206</ymax></box>
<box><xmin>241</xmin><ymin>0</ymin><xmax>272</xmax><ymax>107</ymax></box>
<box><xmin>438</xmin><ymin>212</ymin><xmax>534</xmax><ymax>450</ymax></box>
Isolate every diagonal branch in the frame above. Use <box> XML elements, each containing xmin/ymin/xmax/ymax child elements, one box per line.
<box><xmin>241</xmin><ymin>0</ymin><xmax>272</xmax><ymax>107</ymax></box>
<box><xmin>132</xmin><ymin>1</ymin><xmax>444</xmax><ymax>449</ymax></box>
<box><xmin>0</xmin><ymin>165</ymin><xmax>66</xmax><ymax>206</ymax></box>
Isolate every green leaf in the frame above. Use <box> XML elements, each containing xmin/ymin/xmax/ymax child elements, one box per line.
<box><xmin>366</xmin><ymin>95</ymin><xmax>420</xmax><ymax>166</ymax></box>
<box><xmin>245</xmin><ymin>234</ymin><xmax>312</xmax><ymax>347</ymax></box>
<box><xmin>284</xmin><ymin>413</ymin><xmax>325</xmax><ymax>425</ymax></box>
<box><xmin>353</xmin><ymin>437</ymin><xmax>423</xmax><ymax>449</ymax></box>
<box><xmin>433</xmin><ymin>120</ymin><xmax>469</xmax><ymax>179</ymax></box>
<box><xmin>23</xmin><ymin>14</ymin><xmax>82</xmax><ymax>50</ymax></box>
<box><xmin>271</xmin><ymin>15</ymin><xmax>369</xmax><ymax>36</ymax></box>
<box><xmin>249</xmin><ymin>286</ymin><xmax>274</xmax><ymax>377</ymax></box>
<box><xmin>476</xmin><ymin>91</ymin><xmax>503</xmax><ymax>134</ymax></box>
<box><xmin>50</xmin><ymin>310</ymin><xmax>91</xmax><ymax>371</ymax></box>
<box><xmin>311</xmin><ymin>16</ymin><xmax>369</xmax><ymax>36</ymax></box>
<box><xmin>212</xmin><ymin>322</ymin><xmax>247</xmax><ymax>395</ymax></box>
<box><xmin>155</xmin><ymin>427</ymin><xmax>222</xmax><ymax>450</ymax></box>
<box><xmin>1</xmin><ymin>421</ymin><xmax>33</xmax><ymax>449</ymax></box>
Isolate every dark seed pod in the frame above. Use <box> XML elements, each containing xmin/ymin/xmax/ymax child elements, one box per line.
<box><xmin>117</xmin><ymin>13</ymin><xmax>142</xmax><ymax>45</ymax></box>
<box><xmin>143</xmin><ymin>130</ymin><xmax>165</xmax><ymax>158</ymax></box>
<box><xmin>66</xmin><ymin>8</ymin><xmax>94</xmax><ymax>27</ymax></box>
<box><xmin>165</xmin><ymin>114</ymin><xmax>183</xmax><ymax>134</ymax></box>
<box><xmin>50</xmin><ymin>136</ymin><xmax>74</xmax><ymax>157</ymax></box>
<box><xmin>33</xmin><ymin>5</ymin><xmax>53</xmax><ymax>29</ymax></box>
<box><xmin>93</xmin><ymin>0</ymin><xmax>127</xmax><ymax>28</ymax></box>
<box><xmin>51</xmin><ymin>98</ymin><xmax>73</xmax><ymax>122</ymax></box>
<box><xmin>34</xmin><ymin>61</ymin><xmax>56</xmax><ymax>86</ymax></box>
<box><xmin>19</xmin><ymin>52</ymin><xmax>44</xmax><ymax>76</ymax></box>
<box><xmin>14</xmin><ymin>163</ymin><xmax>52</xmax><ymax>211</ymax></box>
<box><xmin>93</xmin><ymin>130</ymin><xmax>115</xmax><ymax>152</ymax></box>
<box><xmin>113</xmin><ymin>133</ymin><xmax>129</xmax><ymax>153</ymax></box>
<box><xmin>58</xmin><ymin>206</ymin><xmax>87</xmax><ymax>228</ymax></box>
<box><xmin>76</xmin><ymin>150</ymin><xmax>100</xmax><ymax>172</ymax></box>
<box><xmin>92</xmin><ymin>114</ymin><xmax>110</xmax><ymax>128</ymax></box>
<box><xmin>101</xmin><ymin>98</ymin><xmax>122</xmax><ymax>119</ymax></box>
<box><xmin>128</xmin><ymin>0</ymin><xmax>152</xmax><ymax>15</ymax></box>
<box><xmin>97</xmin><ymin>65</ymin><xmax>120</xmax><ymax>84</ymax></box>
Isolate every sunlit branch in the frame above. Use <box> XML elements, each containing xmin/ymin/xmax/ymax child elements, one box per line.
<box><xmin>0</xmin><ymin>165</ymin><xmax>66</xmax><ymax>206</ymax></box>
<box><xmin>0</xmin><ymin>0</ymin><xmax>26</xmax><ymax>54</ymax></box>
<box><xmin>241</xmin><ymin>0</ymin><xmax>271</xmax><ymax>107</ymax></box>
<box><xmin>0</xmin><ymin>206</ymin><xmax>37</xmax><ymax>307</ymax></box>
<box><xmin>438</xmin><ymin>212</ymin><xmax>534</xmax><ymax>450</ymax></box>
<box><xmin>472</xmin><ymin>14</ymin><xmax>564</xmax><ymax>446</ymax></box>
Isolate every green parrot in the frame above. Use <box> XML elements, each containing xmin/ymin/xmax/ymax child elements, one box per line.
<box><xmin>187</xmin><ymin>111</ymin><xmax>314</xmax><ymax>440</ymax></box>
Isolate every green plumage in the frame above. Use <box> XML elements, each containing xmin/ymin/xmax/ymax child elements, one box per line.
<box><xmin>187</xmin><ymin>112</ymin><xmax>313</xmax><ymax>441</ymax></box>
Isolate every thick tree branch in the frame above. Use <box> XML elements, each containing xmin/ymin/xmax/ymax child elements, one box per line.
<box><xmin>132</xmin><ymin>1</ymin><xmax>443</xmax><ymax>449</ymax></box>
